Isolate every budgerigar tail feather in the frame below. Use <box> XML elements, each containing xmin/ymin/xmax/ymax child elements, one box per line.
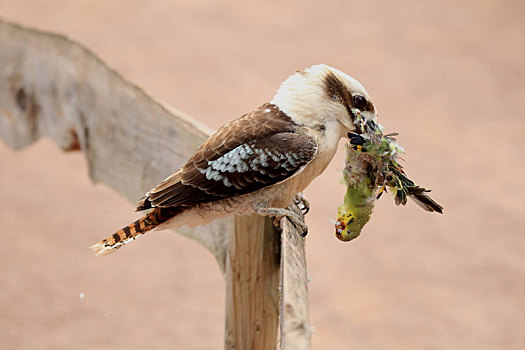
<box><xmin>392</xmin><ymin>184</ymin><xmax>443</xmax><ymax>213</ymax></box>
<box><xmin>90</xmin><ymin>207</ymin><xmax>182</xmax><ymax>256</ymax></box>
<box><xmin>389</xmin><ymin>166</ymin><xmax>443</xmax><ymax>214</ymax></box>
<box><xmin>407</xmin><ymin>188</ymin><xmax>443</xmax><ymax>213</ymax></box>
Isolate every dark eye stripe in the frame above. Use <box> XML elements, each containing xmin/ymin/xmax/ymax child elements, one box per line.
<box><xmin>323</xmin><ymin>71</ymin><xmax>375</xmax><ymax>115</ymax></box>
<box><xmin>323</xmin><ymin>71</ymin><xmax>355</xmax><ymax>121</ymax></box>
<box><xmin>352</xmin><ymin>94</ymin><xmax>368</xmax><ymax>110</ymax></box>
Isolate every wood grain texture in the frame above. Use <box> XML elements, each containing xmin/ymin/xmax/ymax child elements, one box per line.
<box><xmin>0</xmin><ymin>18</ymin><xmax>230</xmax><ymax>270</ymax></box>
<box><xmin>225</xmin><ymin>215</ymin><xmax>280</xmax><ymax>350</ymax></box>
<box><xmin>280</xmin><ymin>205</ymin><xmax>312</xmax><ymax>350</ymax></box>
<box><xmin>0</xmin><ymin>19</ymin><xmax>311</xmax><ymax>349</ymax></box>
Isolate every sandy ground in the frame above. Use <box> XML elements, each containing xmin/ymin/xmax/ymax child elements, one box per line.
<box><xmin>1</xmin><ymin>0</ymin><xmax>524</xmax><ymax>349</ymax></box>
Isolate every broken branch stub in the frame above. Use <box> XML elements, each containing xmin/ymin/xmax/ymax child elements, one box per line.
<box><xmin>0</xmin><ymin>19</ymin><xmax>311</xmax><ymax>349</ymax></box>
<box><xmin>0</xmin><ymin>18</ymin><xmax>229</xmax><ymax>270</ymax></box>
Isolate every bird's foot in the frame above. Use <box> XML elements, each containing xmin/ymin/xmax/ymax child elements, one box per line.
<box><xmin>254</xmin><ymin>205</ymin><xmax>308</xmax><ymax>236</ymax></box>
<box><xmin>294</xmin><ymin>192</ymin><xmax>310</xmax><ymax>215</ymax></box>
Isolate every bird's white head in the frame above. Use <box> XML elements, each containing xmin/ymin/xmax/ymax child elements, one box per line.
<box><xmin>271</xmin><ymin>64</ymin><xmax>377</xmax><ymax>135</ymax></box>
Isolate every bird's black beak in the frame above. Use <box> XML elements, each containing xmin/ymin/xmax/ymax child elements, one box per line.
<box><xmin>347</xmin><ymin>132</ymin><xmax>361</xmax><ymax>141</ymax></box>
<box><xmin>347</xmin><ymin>132</ymin><xmax>367</xmax><ymax>151</ymax></box>
<box><xmin>346</xmin><ymin>132</ymin><xmax>366</xmax><ymax>146</ymax></box>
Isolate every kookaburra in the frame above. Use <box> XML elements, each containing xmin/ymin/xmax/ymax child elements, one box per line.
<box><xmin>90</xmin><ymin>64</ymin><xmax>378</xmax><ymax>255</ymax></box>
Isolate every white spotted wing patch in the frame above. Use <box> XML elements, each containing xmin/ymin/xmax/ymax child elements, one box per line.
<box><xmin>201</xmin><ymin>144</ymin><xmax>255</xmax><ymax>186</ymax></box>
<box><xmin>198</xmin><ymin>140</ymin><xmax>313</xmax><ymax>190</ymax></box>
<box><xmin>142</xmin><ymin>104</ymin><xmax>317</xmax><ymax>208</ymax></box>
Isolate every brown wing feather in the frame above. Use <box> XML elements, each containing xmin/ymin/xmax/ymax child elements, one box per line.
<box><xmin>137</xmin><ymin>103</ymin><xmax>317</xmax><ymax>210</ymax></box>
<box><xmin>179</xmin><ymin>132</ymin><xmax>317</xmax><ymax>200</ymax></box>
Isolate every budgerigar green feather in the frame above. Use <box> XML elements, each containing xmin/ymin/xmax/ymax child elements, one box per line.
<box><xmin>335</xmin><ymin>112</ymin><xmax>443</xmax><ymax>242</ymax></box>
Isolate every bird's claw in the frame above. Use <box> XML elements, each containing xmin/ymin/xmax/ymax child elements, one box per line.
<box><xmin>273</xmin><ymin>214</ymin><xmax>308</xmax><ymax>236</ymax></box>
<box><xmin>285</xmin><ymin>213</ymin><xmax>309</xmax><ymax>237</ymax></box>
<box><xmin>254</xmin><ymin>203</ymin><xmax>309</xmax><ymax>237</ymax></box>
<box><xmin>294</xmin><ymin>192</ymin><xmax>310</xmax><ymax>215</ymax></box>
<box><xmin>300</xmin><ymin>227</ymin><xmax>309</xmax><ymax>237</ymax></box>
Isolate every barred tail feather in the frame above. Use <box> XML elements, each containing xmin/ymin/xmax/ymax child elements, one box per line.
<box><xmin>90</xmin><ymin>207</ymin><xmax>181</xmax><ymax>256</ymax></box>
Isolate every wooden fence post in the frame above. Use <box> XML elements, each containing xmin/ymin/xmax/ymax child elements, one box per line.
<box><xmin>225</xmin><ymin>215</ymin><xmax>280</xmax><ymax>349</ymax></box>
<box><xmin>0</xmin><ymin>18</ymin><xmax>311</xmax><ymax>349</ymax></box>
<box><xmin>280</xmin><ymin>206</ymin><xmax>312</xmax><ymax>349</ymax></box>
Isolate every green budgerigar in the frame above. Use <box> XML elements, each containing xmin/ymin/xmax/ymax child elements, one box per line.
<box><xmin>335</xmin><ymin>113</ymin><xmax>443</xmax><ymax>242</ymax></box>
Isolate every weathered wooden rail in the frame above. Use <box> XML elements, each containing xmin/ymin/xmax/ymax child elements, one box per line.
<box><xmin>0</xmin><ymin>18</ymin><xmax>311</xmax><ymax>349</ymax></box>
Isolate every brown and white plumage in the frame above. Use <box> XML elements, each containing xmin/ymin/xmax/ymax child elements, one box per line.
<box><xmin>136</xmin><ymin>103</ymin><xmax>317</xmax><ymax>209</ymax></box>
<box><xmin>90</xmin><ymin>64</ymin><xmax>378</xmax><ymax>255</ymax></box>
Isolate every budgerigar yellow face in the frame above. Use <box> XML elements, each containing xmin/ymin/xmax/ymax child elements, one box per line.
<box><xmin>334</xmin><ymin>111</ymin><xmax>443</xmax><ymax>244</ymax></box>
<box><xmin>335</xmin><ymin>201</ymin><xmax>374</xmax><ymax>241</ymax></box>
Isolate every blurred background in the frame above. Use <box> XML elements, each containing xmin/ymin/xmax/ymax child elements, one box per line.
<box><xmin>1</xmin><ymin>0</ymin><xmax>524</xmax><ymax>349</ymax></box>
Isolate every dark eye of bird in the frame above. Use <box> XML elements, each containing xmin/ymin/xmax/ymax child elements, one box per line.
<box><xmin>352</xmin><ymin>94</ymin><xmax>367</xmax><ymax>110</ymax></box>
